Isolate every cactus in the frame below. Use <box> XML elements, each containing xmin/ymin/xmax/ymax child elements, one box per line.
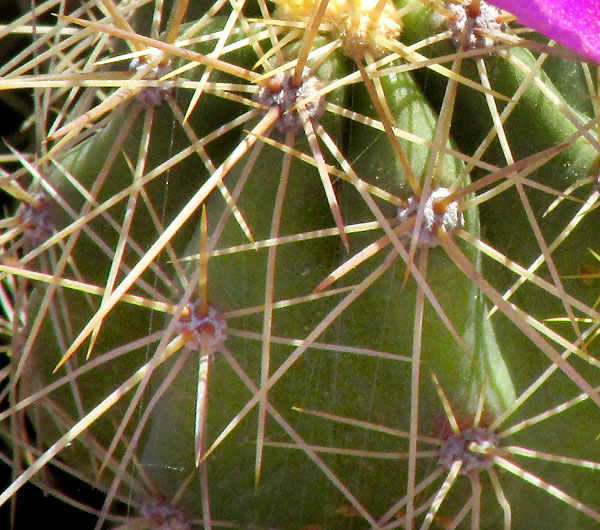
<box><xmin>2</xmin><ymin>0</ymin><xmax>600</xmax><ymax>528</ymax></box>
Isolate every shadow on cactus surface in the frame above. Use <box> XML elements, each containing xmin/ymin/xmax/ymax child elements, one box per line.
<box><xmin>2</xmin><ymin>0</ymin><xmax>600</xmax><ymax>528</ymax></box>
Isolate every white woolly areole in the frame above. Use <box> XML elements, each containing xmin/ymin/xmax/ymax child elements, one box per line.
<box><xmin>141</xmin><ymin>497</ymin><xmax>191</xmax><ymax>530</ymax></box>
<box><xmin>129</xmin><ymin>55</ymin><xmax>174</xmax><ymax>106</ymax></box>
<box><xmin>447</xmin><ymin>0</ymin><xmax>505</xmax><ymax>50</ymax></box>
<box><xmin>18</xmin><ymin>192</ymin><xmax>53</xmax><ymax>244</ymax></box>
<box><xmin>439</xmin><ymin>427</ymin><xmax>498</xmax><ymax>475</ymax></box>
<box><xmin>254</xmin><ymin>68</ymin><xmax>325</xmax><ymax>133</ymax></box>
<box><xmin>177</xmin><ymin>302</ymin><xmax>228</xmax><ymax>351</ymax></box>
<box><xmin>396</xmin><ymin>187</ymin><xmax>462</xmax><ymax>247</ymax></box>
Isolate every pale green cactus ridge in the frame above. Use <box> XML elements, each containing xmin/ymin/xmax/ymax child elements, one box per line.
<box><xmin>396</xmin><ymin>0</ymin><xmax>600</xmax><ymax>384</ymax></box>
<box><xmin>346</xmin><ymin>57</ymin><xmax>516</xmax><ymax>418</ymax></box>
<box><xmin>139</xmin><ymin>43</ymin><xmax>360</xmax><ymax>527</ymax></box>
<box><xmin>22</xmin><ymin>13</ymin><xmax>262</xmax><ymax>479</ymax></box>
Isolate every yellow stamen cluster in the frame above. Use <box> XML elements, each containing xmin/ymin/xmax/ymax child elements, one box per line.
<box><xmin>273</xmin><ymin>0</ymin><xmax>403</xmax><ymax>58</ymax></box>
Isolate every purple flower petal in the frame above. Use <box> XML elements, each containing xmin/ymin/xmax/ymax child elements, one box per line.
<box><xmin>486</xmin><ymin>0</ymin><xmax>600</xmax><ymax>62</ymax></box>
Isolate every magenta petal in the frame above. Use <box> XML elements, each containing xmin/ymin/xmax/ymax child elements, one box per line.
<box><xmin>486</xmin><ymin>0</ymin><xmax>600</xmax><ymax>62</ymax></box>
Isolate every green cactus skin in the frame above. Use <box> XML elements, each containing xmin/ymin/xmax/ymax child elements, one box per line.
<box><xmin>3</xmin><ymin>1</ymin><xmax>600</xmax><ymax>529</ymax></box>
<box><xmin>346</xmin><ymin>60</ymin><xmax>515</xmax><ymax>415</ymax></box>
